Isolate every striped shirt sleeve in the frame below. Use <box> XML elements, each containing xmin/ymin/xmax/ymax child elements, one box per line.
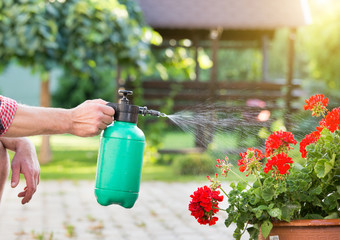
<box><xmin>0</xmin><ymin>95</ymin><xmax>18</xmax><ymax>136</ymax></box>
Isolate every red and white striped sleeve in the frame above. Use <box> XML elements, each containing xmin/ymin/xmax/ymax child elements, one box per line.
<box><xmin>0</xmin><ymin>95</ymin><xmax>18</xmax><ymax>136</ymax></box>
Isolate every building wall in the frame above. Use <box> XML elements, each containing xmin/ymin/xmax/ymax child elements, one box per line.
<box><xmin>0</xmin><ymin>64</ymin><xmax>59</xmax><ymax>106</ymax></box>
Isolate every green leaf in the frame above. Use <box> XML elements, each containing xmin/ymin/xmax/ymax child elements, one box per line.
<box><xmin>325</xmin><ymin>212</ymin><xmax>339</xmax><ymax>219</ymax></box>
<box><xmin>281</xmin><ymin>203</ymin><xmax>300</xmax><ymax>222</ymax></box>
<box><xmin>247</xmin><ymin>227</ymin><xmax>258</xmax><ymax>240</ymax></box>
<box><xmin>314</xmin><ymin>158</ymin><xmax>334</xmax><ymax>178</ymax></box>
<box><xmin>253</xmin><ymin>205</ymin><xmax>268</xmax><ymax>219</ymax></box>
<box><xmin>268</xmin><ymin>208</ymin><xmax>282</xmax><ymax>219</ymax></box>
<box><xmin>237</xmin><ymin>181</ymin><xmax>247</xmax><ymax>191</ymax></box>
<box><xmin>261</xmin><ymin>220</ymin><xmax>273</xmax><ymax>239</ymax></box>
<box><xmin>262</xmin><ymin>187</ymin><xmax>275</xmax><ymax>201</ymax></box>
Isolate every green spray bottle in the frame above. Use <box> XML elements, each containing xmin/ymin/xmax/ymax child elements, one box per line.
<box><xmin>95</xmin><ymin>90</ymin><xmax>165</xmax><ymax>208</ymax></box>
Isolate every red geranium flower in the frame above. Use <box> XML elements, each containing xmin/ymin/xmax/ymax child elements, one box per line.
<box><xmin>265</xmin><ymin>130</ymin><xmax>297</xmax><ymax>157</ymax></box>
<box><xmin>238</xmin><ymin>147</ymin><xmax>264</xmax><ymax>176</ymax></box>
<box><xmin>324</xmin><ymin>107</ymin><xmax>340</xmax><ymax>133</ymax></box>
<box><xmin>299</xmin><ymin>131</ymin><xmax>321</xmax><ymax>158</ymax></box>
<box><xmin>316</xmin><ymin>118</ymin><xmax>326</xmax><ymax>133</ymax></box>
<box><xmin>189</xmin><ymin>186</ymin><xmax>223</xmax><ymax>225</ymax></box>
<box><xmin>304</xmin><ymin>94</ymin><xmax>329</xmax><ymax>117</ymax></box>
<box><xmin>264</xmin><ymin>153</ymin><xmax>294</xmax><ymax>179</ymax></box>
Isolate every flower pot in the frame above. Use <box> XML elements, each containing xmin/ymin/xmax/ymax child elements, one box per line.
<box><xmin>259</xmin><ymin>219</ymin><xmax>340</xmax><ymax>240</ymax></box>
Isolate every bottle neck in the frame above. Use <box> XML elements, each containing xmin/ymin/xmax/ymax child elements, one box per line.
<box><xmin>114</xmin><ymin>121</ymin><xmax>136</xmax><ymax>126</ymax></box>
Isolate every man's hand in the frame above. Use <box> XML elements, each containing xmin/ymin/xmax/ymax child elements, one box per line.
<box><xmin>0</xmin><ymin>137</ymin><xmax>40</xmax><ymax>204</ymax></box>
<box><xmin>69</xmin><ymin>99</ymin><xmax>115</xmax><ymax>137</ymax></box>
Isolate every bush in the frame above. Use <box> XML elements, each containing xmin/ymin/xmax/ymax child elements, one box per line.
<box><xmin>172</xmin><ymin>153</ymin><xmax>215</xmax><ymax>175</ymax></box>
<box><xmin>156</xmin><ymin>154</ymin><xmax>177</xmax><ymax>165</ymax></box>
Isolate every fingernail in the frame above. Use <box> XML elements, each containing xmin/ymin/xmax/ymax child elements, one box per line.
<box><xmin>11</xmin><ymin>182</ymin><xmax>15</xmax><ymax>187</ymax></box>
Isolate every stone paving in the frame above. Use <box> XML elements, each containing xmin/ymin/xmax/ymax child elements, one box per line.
<box><xmin>0</xmin><ymin>181</ymin><xmax>243</xmax><ymax>240</ymax></box>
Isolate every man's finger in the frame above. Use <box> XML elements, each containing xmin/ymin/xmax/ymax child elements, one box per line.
<box><xmin>21</xmin><ymin>189</ymin><xmax>34</xmax><ymax>204</ymax></box>
<box><xmin>22</xmin><ymin>173</ymin><xmax>36</xmax><ymax>204</ymax></box>
<box><xmin>98</xmin><ymin>122</ymin><xmax>108</xmax><ymax>131</ymax></box>
<box><xmin>101</xmin><ymin>104</ymin><xmax>115</xmax><ymax>116</ymax></box>
<box><xmin>18</xmin><ymin>191</ymin><xmax>26</xmax><ymax>198</ymax></box>
<box><xmin>102</xmin><ymin>115</ymin><xmax>114</xmax><ymax>125</ymax></box>
<box><xmin>11</xmin><ymin>162</ymin><xmax>20</xmax><ymax>188</ymax></box>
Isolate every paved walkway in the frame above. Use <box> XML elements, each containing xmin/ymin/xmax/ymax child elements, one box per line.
<box><xmin>0</xmin><ymin>181</ymin><xmax>243</xmax><ymax>240</ymax></box>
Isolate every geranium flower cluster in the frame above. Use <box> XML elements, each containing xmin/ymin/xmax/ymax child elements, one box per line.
<box><xmin>264</xmin><ymin>130</ymin><xmax>297</xmax><ymax>157</ymax></box>
<box><xmin>324</xmin><ymin>107</ymin><xmax>340</xmax><ymax>133</ymax></box>
<box><xmin>263</xmin><ymin>130</ymin><xmax>296</xmax><ymax>180</ymax></box>
<box><xmin>299</xmin><ymin>130</ymin><xmax>320</xmax><ymax>158</ymax></box>
<box><xmin>216</xmin><ymin>156</ymin><xmax>233</xmax><ymax>178</ymax></box>
<box><xmin>236</xmin><ymin>131</ymin><xmax>296</xmax><ymax>180</ymax></box>
<box><xmin>238</xmin><ymin>147</ymin><xmax>264</xmax><ymax>176</ymax></box>
<box><xmin>304</xmin><ymin>94</ymin><xmax>329</xmax><ymax>117</ymax></box>
<box><xmin>264</xmin><ymin>152</ymin><xmax>293</xmax><ymax>176</ymax></box>
<box><xmin>299</xmin><ymin>95</ymin><xmax>340</xmax><ymax>158</ymax></box>
<box><xmin>188</xmin><ymin>186</ymin><xmax>223</xmax><ymax>225</ymax></box>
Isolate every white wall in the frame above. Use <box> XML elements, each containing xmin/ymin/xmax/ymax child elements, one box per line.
<box><xmin>0</xmin><ymin>64</ymin><xmax>59</xmax><ymax>106</ymax></box>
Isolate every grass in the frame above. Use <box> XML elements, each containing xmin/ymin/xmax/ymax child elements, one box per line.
<box><xmin>22</xmin><ymin>131</ymin><xmax>258</xmax><ymax>181</ymax></box>
<box><xmin>26</xmin><ymin>134</ymin><xmax>215</xmax><ymax>181</ymax></box>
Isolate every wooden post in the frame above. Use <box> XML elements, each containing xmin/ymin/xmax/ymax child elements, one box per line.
<box><xmin>262</xmin><ymin>34</ymin><xmax>269</xmax><ymax>82</ymax></box>
<box><xmin>285</xmin><ymin>28</ymin><xmax>296</xmax><ymax>129</ymax></box>
<box><xmin>209</xmin><ymin>28</ymin><xmax>221</xmax><ymax>97</ymax></box>
<box><xmin>193</xmin><ymin>34</ymin><xmax>200</xmax><ymax>82</ymax></box>
<box><xmin>195</xmin><ymin>28</ymin><xmax>221</xmax><ymax>149</ymax></box>
<box><xmin>39</xmin><ymin>75</ymin><xmax>52</xmax><ymax>164</ymax></box>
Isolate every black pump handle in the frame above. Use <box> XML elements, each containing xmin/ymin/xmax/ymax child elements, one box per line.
<box><xmin>118</xmin><ymin>90</ymin><xmax>133</xmax><ymax>97</ymax></box>
<box><xmin>118</xmin><ymin>90</ymin><xmax>132</xmax><ymax>104</ymax></box>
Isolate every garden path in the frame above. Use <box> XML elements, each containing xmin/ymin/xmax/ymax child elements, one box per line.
<box><xmin>0</xmin><ymin>181</ymin><xmax>243</xmax><ymax>240</ymax></box>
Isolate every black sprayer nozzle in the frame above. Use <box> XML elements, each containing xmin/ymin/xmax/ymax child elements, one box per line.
<box><xmin>106</xmin><ymin>90</ymin><xmax>167</xmax><ymax>123</ymax></box>
<box><xmin>139</xmin><ymin>106</ymin><xmax>166</xmax><ymax>117</ymax></box>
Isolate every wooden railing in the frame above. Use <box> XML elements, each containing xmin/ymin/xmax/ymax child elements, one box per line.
<box><xmin>127</xmin><ymin>80</ymin><xmax>301</xmax><ymax>111</ymax></box>
<box><xmin>126</xmin><ymin>79</ymin><xmax>302</xmax><ymax>152</ymax></box>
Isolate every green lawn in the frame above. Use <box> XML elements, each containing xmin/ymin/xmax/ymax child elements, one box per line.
<box><xmin>27</xmin><ymin>134</ymin><xmax>210</xmax><ymax>181</ymax></box>
<box><xmin>23</xmin><ymin>131</ymin><xmax>265</xmax><ymax>182</ymax></box>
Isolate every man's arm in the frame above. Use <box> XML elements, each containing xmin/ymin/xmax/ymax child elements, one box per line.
<box><xmin>0</xmin><ymin>137</ymin><xmax>40</xmax><ymax>204</ymax></box>
<box><xmin>4</xmin><ymin>99</ymin><xmax>114</xmax><ymax>137</ymax></box>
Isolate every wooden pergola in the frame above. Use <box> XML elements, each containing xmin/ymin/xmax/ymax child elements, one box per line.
<box><xmin>136</xmin><ymin>0</ymin><xmax>311</xmax><ymax>86</ymax></box>
<box><xmin>131</xmin><ymin>0</ymin><xmax>312</xmax><ymax>150</ymax></box>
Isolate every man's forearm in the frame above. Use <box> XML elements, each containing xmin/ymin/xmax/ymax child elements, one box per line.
<box><xmin>3</xmin><ymin>99</ymin><xmax>114</xmax><ymax>138</ymax></box>
<box><xmin>3</xmin><ymin>105</ymin><xmax>71</xmax><ymax>137</ymax></box>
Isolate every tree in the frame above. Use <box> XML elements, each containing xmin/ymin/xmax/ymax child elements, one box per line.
<box><xmin>0</xmin><ymin>0</ymin><xmax>150</xmax><ymax>163</ymax></box>
<box><xmin>299</xmin><ymin>0</ymin><xmax>340</xmax><ymax>90</ymax></box>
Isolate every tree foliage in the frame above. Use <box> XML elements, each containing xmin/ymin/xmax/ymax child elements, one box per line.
<box><xmin>0</xmin><ymin>0</ymin><xmax>150</xmax><ymax>106</ymax></box>
<box><xmin>299</xmin><ymin>0</ymin><xmax>340</xmax><ymax>90</ymax></box>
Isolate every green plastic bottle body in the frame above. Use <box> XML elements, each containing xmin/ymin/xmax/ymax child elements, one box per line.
<box><xmin>95</xmin><ymin>121</ymin><xmax>145</xmax><ymax>208</ymax></box>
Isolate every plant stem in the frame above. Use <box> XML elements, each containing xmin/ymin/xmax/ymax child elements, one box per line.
<box><xmin>254</xmin><ymin>171</ymin><xmax>263</xmax><ymax>190</ymax></box>
<box><xmin>229</xmin><ymin>169</ymin><xmax>252</xmax><ymax>188</ymax></box>
<box><xmin>214</xmin><ymin>207</ymin><xmax>227</xmax><ymax>211</ymax></box>
<box><xmin>220</xmin><ymin>187</ymin><xmax>230</xmax><ymax>198</ymax></box>
<box><xmin>240</xmin><ymin>223</ymin><xmax>249</xmax><ymax>236</ymax></box>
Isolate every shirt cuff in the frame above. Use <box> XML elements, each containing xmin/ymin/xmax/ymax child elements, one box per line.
<box><xmin>0</xmin><ymin>96</ymin><xmax>18</xmax><ymax>136</ymax></box>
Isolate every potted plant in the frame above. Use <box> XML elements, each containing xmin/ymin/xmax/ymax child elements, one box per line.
<box><xmin>188</xmin><ymin>94</ymin><xmax>340</xmax><ymax>240</ymax></box>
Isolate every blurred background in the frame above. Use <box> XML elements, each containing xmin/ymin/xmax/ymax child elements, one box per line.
<box><xmin>0</xmin><ymin>0</ymin><xmax>340</xmax><ymax>203</ymax></box>
<box><xmin>2</xmin><ymin>0</ymin><xmax>340</xmax><ymax>239</ymax></box>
